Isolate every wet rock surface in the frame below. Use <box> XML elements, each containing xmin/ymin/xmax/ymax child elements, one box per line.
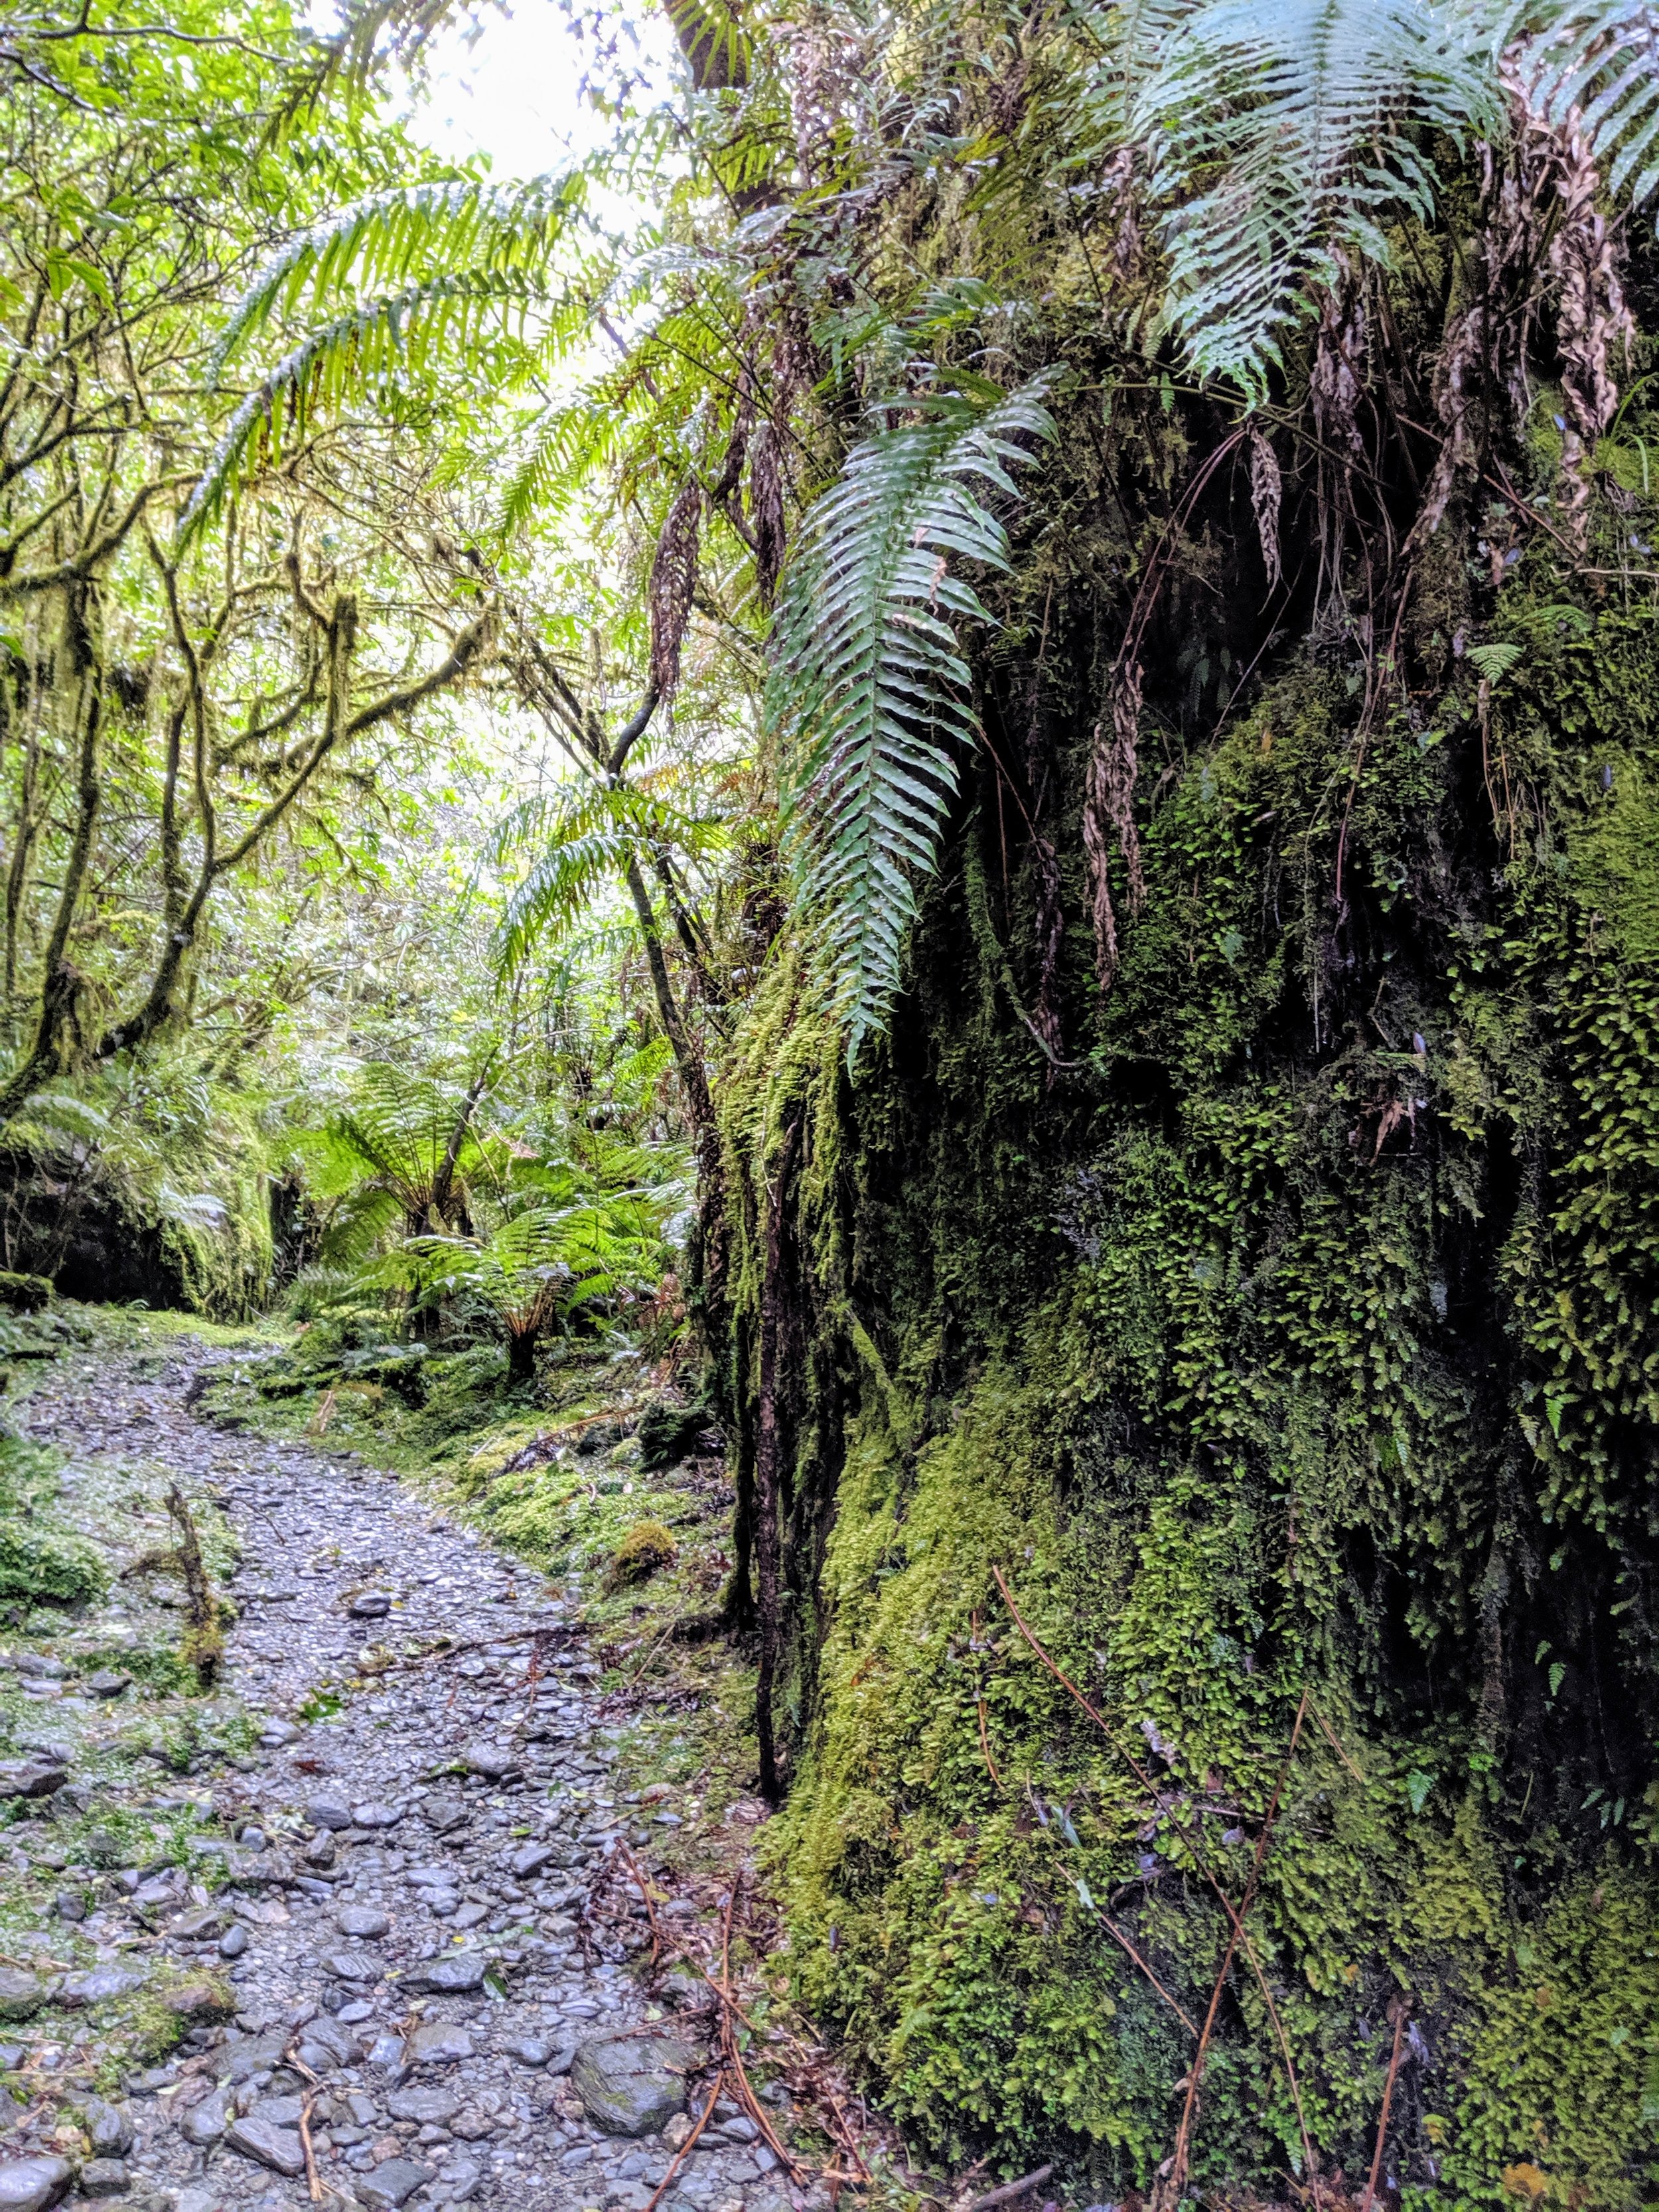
<box><xmin>0</xmin><ymin>1331</ymin><xmax>817</xmax><ymax>2212</ymax></box>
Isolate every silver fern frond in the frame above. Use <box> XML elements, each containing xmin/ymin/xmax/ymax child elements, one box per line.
<box><xmin>770</xmin><ymin>378</ymin><xmax>1054</xmax><ymax>1067</ymax></box>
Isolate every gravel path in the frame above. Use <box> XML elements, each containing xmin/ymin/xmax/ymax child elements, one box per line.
<box><xmin>0</xmin><ymin>1329</ymin><xmax>803</xmax><ymax>2212</ymax></box>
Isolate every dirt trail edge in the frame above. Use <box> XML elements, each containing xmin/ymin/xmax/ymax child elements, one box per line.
<box><xmin>0</xmin><ymin>1328</ymin><xmax>820</xmax><ymax>2212</ymax></box>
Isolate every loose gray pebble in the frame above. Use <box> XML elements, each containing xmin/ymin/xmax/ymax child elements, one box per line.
<box><xmin>218</xmin><ymin>1925</ymin><xmax>248</xmax><ymax>1960</ymax></box>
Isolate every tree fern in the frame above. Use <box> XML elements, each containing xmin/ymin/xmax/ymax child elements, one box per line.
<box><xmin>770</xmin><ymin>378</ymin><xmax>1054</xmax><ymax>1067</ymax></box>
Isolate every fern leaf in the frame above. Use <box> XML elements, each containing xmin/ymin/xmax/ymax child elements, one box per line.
<box><xmin>770</xmin><ymin>380</ymin><xmax>1054</xmax><ymax>1067</ymax></box>
<box><xmin>1126</xmin><ymin>0</ymin><xmax>1502</xmax><ymax>392</ymax></box>
<box><xmin>208</xmin><ymin>175</ymin><xmax>587</xmax><ymax>379</ymax></box>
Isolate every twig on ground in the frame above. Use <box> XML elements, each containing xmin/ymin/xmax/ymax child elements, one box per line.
<box><xmin>642</xmin><ymin>2074</ymin><xmax>723</xmax><ymax>2212</ymax></box>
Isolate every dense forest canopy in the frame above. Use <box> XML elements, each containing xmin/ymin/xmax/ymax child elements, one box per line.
<box><xmin>5</xmin><ymin>0</ymin><xmax>1659</xmax><ymax>2203</ymax></box>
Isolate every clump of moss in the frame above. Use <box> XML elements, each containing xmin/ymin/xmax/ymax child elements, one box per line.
<box><xmin>0</xmin><ymin>1426</ymin><xmax>104</xmax><ymax>1607</ymax></box>
<box><xmin>606</xmin><ymin>1518</ymin><xmax>677</xmax><ymax>1589</ymax></box>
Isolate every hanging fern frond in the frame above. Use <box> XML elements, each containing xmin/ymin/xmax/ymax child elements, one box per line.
<box><xmin>770</xmin><ymin>378</ymin><xmax>1054</xmax><ymax>1067</ymax></box>
<box><xmin>208</xmin><ymin>175</ymin><xmax>588</xmax><ymax>379</ymax></box>
<box><xmin>1522</xmin><ymin>1</ymin><xmax>1659</xmax><ymax>205</ymax></box>
<box><xmin>1125</xmin><ymin>0</ymin><xmax>1503</xmax><ymax>392</ymax></box>
<box><xmin>186</xmin><ymin>270</ymin><xmax>575</xmax><ymax>532</ymax></box>
<box><xmin>1104</xmin><ymin>0</ymin><xmax>1659</xmax><ymax>395</ymax></box>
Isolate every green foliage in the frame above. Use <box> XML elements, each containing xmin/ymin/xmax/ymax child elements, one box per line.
<box><xmin>1105</xmin><ymin>0</ymin><xmax>1659</xmax><ymax>390</ymax></box>
<box><xmin>0</xmin><ymin>1428</ymin><xmax>104</xmax><ymax>1608</ymax></box>
<box><xmin>771</xmin><ymin>383</ymin><xmax>1054</xmax><ymax>1063</ymax></box>
<box><xmin>605</xmin><ymin>1516</ymin><xmax>677</xmax><ymax>1587</ymax></box>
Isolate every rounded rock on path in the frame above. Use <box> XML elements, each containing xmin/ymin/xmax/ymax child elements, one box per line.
<box><xmin>429</xmin><ymin>2158</ymin><xmax>483</xmax><ymax>2206</ymax></box>
<box><xmin>0</xmin><ymin>1972</ymin><xmax>44</xmax><ymax>2024</ymax></box>
<box><xmin>401</xmin><ymin>1953</ymin><xmax>487</xmax><ymax>1996</ymax></box>
<box><xmin>356</xmin><ymin>2158</ymin><xmax>433</xmax><ymax>2210</ymax></box>
<box><xmin>218</xmin><ymin>1925</ymin><xmax>248</xmax><ymax>1960</ymax></box>
<box><xmin>349</xmin><ymin>1593</ymin><xmax>392</xmax><ymax>1619</ymax></box>
<box><xmin>79</xmin><ymin>2099</ymin><xmax>135</xmax><ymax>2157</ymax></box>
<box><xmin>337</xmin><ymin>1905</ymin><xmax>390</xmax><ymax>1938</ymax></box>
<box><xmin>84</xmin><ymin>1671</ymin><xmax>131</xmax><ymax>1699</ymax></box>
<box><xmin>402</xmin><ymin>2022</ymin><xmax>474</xmax><ymax>2067</ymax></box>
<box><xmin>224</xmin><ymin>2112</ymin><xmax>307</xmax><ymax>2177</ymax></box>
<box><xmin>0</xmin><ymin>2155</ymin><xmax>73</xmax><ymax>2212</ymax></box>
<box><xmin>462</xmin><ymin>1743</ymin><xmax>519</xmax><ymax>1781</ymax></box>
<box><xmin>178</xmin><ymin>2088</ymin><xmax>230</xmax><ymax>2147</ymax></box>
<box><xmin>307</xmin><ymin>1795</ymin><xmax>353</xmax><ymax>1832</ymax></box>
<box><xmin>571</xmin><ymin>2030</ymin><xmax>704</xmax><ymax>2137</ymax></box>
<box><xmin>509</xmin><ymin>1842</ymin><xmax>554</xmax><ymax>1880</ymax></box>
<box><xmin>78</xmin><ymin>2159</ymin><xmax>127</xmax><ymax>2197</ymax></box>
<box><xmin>351</xmin><ymin>1801</ymin><xmax>401</xmax><ymax>1830</ymax></box>
<box><xmin>0</xmin><ymin>1759</ymin><xmax>66</xmax><ymax>1802</ymax></box>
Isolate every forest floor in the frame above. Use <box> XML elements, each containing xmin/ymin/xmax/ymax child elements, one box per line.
<box><xmin>0</xmin><ymin>1315</ymin><xmax>891</xmax><ymax>2212</ymax></box>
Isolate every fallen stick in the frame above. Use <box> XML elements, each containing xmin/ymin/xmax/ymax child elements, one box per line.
<box><xmin>1360</xmin><ymin>1996</ymin><xmax>1411</xmax><ymax>2212</ymax></box>
<box><xmin>642</xmin><ymin>2074</ymin><xmax>723</xmax><ymax>2212</ymax></box>
<box><xmin>964</xmin><ymin>2163</ymin><xmax>1054</xmax><ymax>2212</ymax></box>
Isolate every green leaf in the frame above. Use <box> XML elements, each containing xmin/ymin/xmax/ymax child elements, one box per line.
<box><xmin>770</xmin><ymin>378</ymin><xmax>1054</xmax><ymax>1066</ymax></box>
<box><xmin>1467</xmin><ymin>640</ymin><xmax>1524</xmax><ymax>683</ymax></box>
<box><xmin>1406</xmin><ymin>1768</ymin><xmax>1435</xmax><ymax>1814</ymax></box>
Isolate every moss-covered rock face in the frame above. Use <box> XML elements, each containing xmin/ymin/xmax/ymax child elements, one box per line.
<box><xmin>725</xmin><ymin>356</ymin><xmax>1659</xmax><ymax>2206</ymax></box>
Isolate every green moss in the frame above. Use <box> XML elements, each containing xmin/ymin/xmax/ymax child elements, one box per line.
<box><xmin>731</xmin><ymin>517</ymin><xmax>1659</xmax><ymax>2203</ymax></box>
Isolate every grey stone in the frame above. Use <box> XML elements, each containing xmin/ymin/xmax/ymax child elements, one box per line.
<box><xmin>297</xmin><ymin>2016</ymin><xmax>357</xmax><ymax>2067</ymax></box>
<box><xmin>257</xmin><ymin>1720</ymin><xmax>300</xmax><ymax>1745</ymax></box>
<box><xmin>572</xmin><ymin>2032</ymin><xmax>703</xmax><ymax>2138</ymax></box>
<box><xmin>224</xmin><ymin>2114</ymin><xmax>306</xmax><ymax>2177</ymax></box>
<box><xmin>0</xmin><ymin>1974</ymin><xmax>43</xmax><ymax>2024</ymax></box>
<box><xmin>400</xmin><ymin>1953</ymin><xmax>486</xmax><ymax>1996</ymax></box>
<box><xmin>561</xmin><ymin>2146</ymin><xmax>594</xmax><ymax>2172</ymax></box>
<box><xmin>509</xmin><ymin>1842</ymin><xmax>553</xmax><ymax>1880</ymax></box>
<box><xmin>307</xmin><ymin>1796</ymin><xmax>352</xmax><ymax>1832</ymax></box>
<box><xmin>58</xmin><ymin>1968</ymin><xmax>145</xmax><ymax>2008</ymax></box>
<box><xmin>462</xmin><ymin>1744</ymin><xmax>518</xmax><ymax>1781</ymax></box>
<box><xmin>217</xmin><ymin>1924</ymin><xmax>248</xmax><ymax>1960</ymax></box>
<box><xmin>337</xmin><ymin>1906</ymin><xmax>389</xmax><ymax>1938</ymax></box>
<box><xmin>250</xmin><ymin>2095</ymin><xmax>305</xmax><ymax>2129</ymax></box>
<box><xmin>303</xmin><ymin>1830</ymin><xmax>336</xmax><ymax>1868</ymax></box>
<box><xmin>0</xmin><ymin>1761</ymin><xmax>66</xmax><ymax>1801</ymax></box>
<box><xmin>213</xmin><ymin>2030</ymin><xmax>290</xmax><ymax>2083</ymax></box>
<box><xmin>355</xmin><ymin>2160</ymin><xmax>431</xmax><ymax>2210</ymax></box>
<box><xmin>0</xmin><ymin>2154</ymin><xmax>72</xmax><ymax>2211</ymax></box>
<box><xmin>13</xmin><ymin>1656</ymin><xmax>67</xmax><ymax>1680</ymax></box>
<box><xmin>78</xmin><ymin>2160</ymin><xmax>128</xmax><ymax>2195</ymax></box>
<box><xmin>504</xmin><ymin>2037</ymin><xmax>551</xmax><ymax>2067</ymax></box>
<box><xmin>450</xmin><ymin>1903</ymin><xmax>488</xmax><ymax>1932</ymax></box>
<box><xmin>386</xmin><ymin>2088</ymin><xmax>460</xmax><ymax>2125</ymax></box>
<box><xmin>178</xmin><ymin>2089</ymin><xmax>230</xmax><ymax>2146</ymax></box>
<box><xmin>424</xmin><ymin>1803</ymin><xmax>469</xmax><ymax>1836</ymax></box>
<box><xmin>433</xmin><ymin>2158</ymin><xmax>482</xmax><ymax>2205</ymax></box>
<box><xmin>402</xmin><ymin>2023</ymin><xmax>474</xmax><ymax>2068</ymax></box>
<box><xmin>349</xmin><ymin>1594</ymin><xmax>391</xmax><ymax>1619</ymax></box>
<box><xmin>324</xmin><ymin>1951</ymin><xmax>382</xmax><ymax>1983</ymax></box>
<box><xmin>80</xmin><ymin>2099</ymin><xmax>135</xmax><ymax>2156</ymax></box>
<box><xmin>350</xmin><ymin>1803</ymin><xmax>399</xmax><ymax>1830</ymax></box>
